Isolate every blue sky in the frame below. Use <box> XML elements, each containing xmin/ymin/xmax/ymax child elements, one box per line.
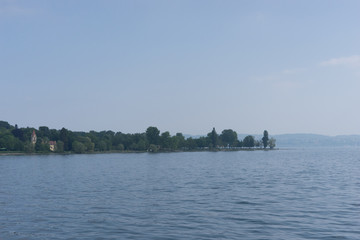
<box><xmin>1</xmin><ymin>0</ymin><xmax>360</xmax><ymax>136</ymax></box>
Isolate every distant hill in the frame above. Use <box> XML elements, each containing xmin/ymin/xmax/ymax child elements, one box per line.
<box><xmin>271</xmin><ymin>134</ymin><xmax>360</xmax><ymax>147</ymax></box>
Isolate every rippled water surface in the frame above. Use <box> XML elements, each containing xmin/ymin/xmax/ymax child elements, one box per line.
<box><xmin>1</xmin><ymin>148</ymin><xmax>360</xmax><ymax>239</ymax></box>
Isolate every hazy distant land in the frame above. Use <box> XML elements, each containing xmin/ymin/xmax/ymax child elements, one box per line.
<box><xmin>237</xmin><ymin>134</ymin><xmax>360</xmax><ymax>148</ymax></box>
<box><xmin>183</xmin><ymin>133</ymin><xmax>360</xmax><ymax>148</ymax></box>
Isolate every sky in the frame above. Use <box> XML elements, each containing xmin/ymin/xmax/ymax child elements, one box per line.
<box><xmin>1</xmin><ymin>0</ymin><xmax>360</xmax><ymax>136</ymax></box>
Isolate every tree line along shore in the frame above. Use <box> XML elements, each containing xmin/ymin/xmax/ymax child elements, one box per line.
<box><xmin>0</xmin><ymin>120</ymin><xmax>276</xmax><ymax>154</ymax></box>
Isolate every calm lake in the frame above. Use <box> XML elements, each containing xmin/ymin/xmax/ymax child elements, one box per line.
<box><xmin>1</xmin><ymin>148</ymin><xmax>360</xmax><ymax>239</ymax></box>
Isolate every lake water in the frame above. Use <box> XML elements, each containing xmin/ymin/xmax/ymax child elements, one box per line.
<box><xmin>1</xmin><ymin>148</ymin><xmax>360</xmax><ymax>239</ymax></box>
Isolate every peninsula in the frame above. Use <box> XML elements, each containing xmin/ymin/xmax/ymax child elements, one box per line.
<box><xmin>0</xmin><ymin>121</ymin><xmax>276</xmax><ymax>154</ymax></box>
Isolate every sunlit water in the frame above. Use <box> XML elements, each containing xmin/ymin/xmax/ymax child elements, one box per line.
<box><xmin>1</xmin><ymin>148</ymin><xmax>360</xmax><ymax>239</ymax></box>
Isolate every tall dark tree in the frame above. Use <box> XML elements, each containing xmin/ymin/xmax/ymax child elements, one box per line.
<box><xmin>207</xmin><ymin>127</ymin><xmax>219</xmax><ymax>148</ymax></box>
<box><xmin>160</xmin><ymin>131</ymin><xmax>171</xmax><ymax>149</ymax></box>
<box><xmin>262</xmin><ymin>130</ymin><xmax>269</xmax><ymax>149</ymax></box>
<box><xmin>146</xmin><ymin>126</ymin><xmax>160</xmax><ymax>145</ymax></box>
<box><xmin>39</xmin><ymin>126</ymin><xmax>50</xmax><ymax>138</ymax></box>
<box><xmin>175</xmin><ymin>133</ymin><xmax>185</xmax><ymax>149</ymax></box>
<box><xmin>60</xmin><ymin>127</ymin><xmax>70</xmax><ymax>151</ymax></box>
<box><xmin>49</xmin><ymin>129</ymin><xmax>60</xmax><ymax>141</ymax></box>
<box><xmin>12</xmin><ymin>125</ymin><xmax>25</xmax><ymax>141</ymax></box>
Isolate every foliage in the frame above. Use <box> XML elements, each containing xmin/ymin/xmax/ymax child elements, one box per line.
<box><xmin>72</xmin><ymin>141</ymin><xmax>86</xmax><ymax>154</ymax></box>
<box><xmin>0</xmin><ymin>120</ymin><xmax>276</xmax><ymax>153</ymax></box>
<box><xmin>220</xmin><ymin>129</ymin><xmax>238</xmax><ymax>147</ymax></box>
<box><xmin>148</xmin><ymin>144</ymin><xmax>159</xmax><ymax>153</ymax></box>
<box><xmin>146</xmin><ymin>127</ymin><xmax>160</xmax><ymax>145</ymax></box>
<box><xmin>117</xmin><ymin>144</ymin><xmax>125</xmax><ymax>151</ymax></box>
<box><xmin>24</xmin><ymin>142</ymin><xmax>35</xmax><ymax>153</ymax></box>
<box><xmin>269</xmin><ymin>138</ymin><xmax>276</xmax><ymax>149</ymax></box>
<box><xmin>12</xmin><ymin>127</ymin><xmax>25</xmax><ymax>141</ymax></box>
<box><xmin>160</xmin><ymin>131</ymin><xmax>171</xmax><ymax>149</ymax></box>
<box><xmin>262</xmin><ymin>130</ymin><xmax>269</xmax><ymax>149</ymax></box>
<box><xmin>207</xmin><ymin>128</ymin><xmax>219</xmax><ymax>149</ymax></box>
<box><xmin>243</xmin><ymin>135</ymin><xmax>255</xmax><ymax>148</ymax></box>
<box><xmin>0</xmin><ymin>121</ymin><xmax>11</xmax><ymax>129</ymax></box>
<box><xmin>60</xmin><ymin>128</ymin><xmax>70</xmax><ymax>151</ymax></box>
<box><xmin>56</xmin><ymin>141</ymin><xmax>64</xmax><ymax>153</ymax></box>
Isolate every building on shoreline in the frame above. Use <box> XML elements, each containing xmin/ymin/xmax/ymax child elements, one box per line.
<box><xmin>31</xmin><ymin>130</ymin><xmax>37</xmax><ymax>145</ymax></box>
<box><xmin>49</xmin><ymin>141</ymin><xmax>56</xmax><ymax>152</ymax></box>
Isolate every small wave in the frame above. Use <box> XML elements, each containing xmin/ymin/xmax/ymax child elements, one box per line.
<box><xmin>235</xmin><ymin>200</ymin><xmax>258</xmax><ymax>205</ymax></box>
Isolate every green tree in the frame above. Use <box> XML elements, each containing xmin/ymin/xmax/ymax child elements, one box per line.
<box><xmin>24</xmin><ymin>141</ymin><xmax>35</xmax><ymax>153</ymax></box>
<box><xmin>0</xmin><ymin>133</ymin><xmax>16</xmax><ymax>150</ymax></box>
<box><xmin>50</xmin><ymin>129</ymin><xmax>60</xmax><ymax>141</ymax></box>
<box><xmin>255</xmin><ymin>140</ymin><xmax>262</xmax><ymax>148</ymax></box>
<box><xmin>148</xmin><ymin>144</ymin><xmax>159</xmax><ymax>152</ymax></box>
<box><xmin>207</xmin><ymin>127</ymin><xmax>219</xmax><ymax>149</ymax></box>
<box><xmin>35</xmin><ymin>137</ymin><xmax>50</xmax><ymax>152</ymax></box>
<box><xmin>196</xmin><ymin>136</ymin><xmax>209</xmax><ymax>149</ymax></box>
<box><xmin>243</xmin><ymin>135</ymin><xmax>255</xmax><ymax>148</ymax></box>
<box><xmin>129</xmin><ymin>142</ymin><xmax>138</xmax><ymax>150</ymax></box>
<box><xmin>13</xmin><ymin>138</ymin><xmax>24</xmax><ymax>151</ymax></box>
<box><xmin>185</xmin><ymin>137</ymin><xmax>197</xmax><ymax>150</ymax></box>
<box><xmin>39</xmin><ymin>126</ymin><xmax>50</xmax><ymax>138</ymax></box>
<box><xmin>136</xmin><ymin>139</ymin><xmax>147</xmax><ymax>151</ymax></box>
<box><xmin>160</xmin><ymin>131</ymin><xmax>171</xmax><ymax>149</ymax></box>
<box><xmin>0</xmin><ymin>131</ymin><xmax>23</xmax><ymax>151</ymax></box>
<box><xmin>72</xmin><ymin>141</ymin><xmax>86</xmax><ymax>153</ymax></box>
<box><xmin>22</xmin><ymin>128</ymin><xmax>36</xmax><ymax>144</ymax></box>
<box><xmin>237</xmin><ymin>140</ymin><xmax>243</xmax><ymax>148</ymax></box>
<box><xmin>269</xmin><ymin>137</ymin><xmax>276</xmax><ymax>149</ymax></box>
<box><xmin>146</xmin><ymin>126</ymin><xmax>160</xmax><ymax>145</ymax></box>
<box><xmin>76</xmin><ymin>136</ymin><xmax>94</xmax><ymax>152</ymax></box>
<box><xmin>97</xmin><ymin>130</ymin><xmax>114</xmax><ymax>150</ymax></box>
<box><xmin>60</xmin><ymin>128</ymin><xmax>70</xmax><ymax>151</ymax></box>
<box><xmin>40</xmin><ymin>142</ymin><xmax>50</xmax><ymax>152</ymax></box>
<box><xmin>174</xmin><ymin>133</ymin><xmax>185</xmax><ymax>149</ymax></box>
<box><xmin>117</xmin><ymin>143</ymin><xmax>124</xmax><ymax>151</ymax></box>
<box><xmin>0</xmin><ymin>121</ymin><xmax>11</xmax><ymax>129</ymax></box>
<box><xmin>35</xmin><ymin>138</ymin><xmax>42</xmax><ymax>152</ymax></box>
<box><xmin>262</xmin><ymin>130</ymin><xmax>269</xmax><ymax>149</ymax></box>
<box><xmin>98</xmin><ymin>140</ymin><xmax>107</xmax><ymax>151</ymax></box>
<box><xmin>56</xmin><ymin>141</ymin><xmax>64</xmax><ymax>153</ymax></box>
<box><xmin>220</xmin><ymin>129</ymin><xmax>238</xmax><ymax>147</ymax></box>
<box><xmin>12</xmin><ymin>125</ymin><xmax>25</xmax><ymax>141</ymax></box>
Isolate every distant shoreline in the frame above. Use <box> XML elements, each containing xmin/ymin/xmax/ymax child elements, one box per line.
<box><xmin>0</xmin><ymin>148</ymin><xmax>278</xmax><ymax>156</ymax></box>
<box><xmin>0</xmin><ymin>121</ymin><xmax>276</xmax><ymax>154</ymax></box>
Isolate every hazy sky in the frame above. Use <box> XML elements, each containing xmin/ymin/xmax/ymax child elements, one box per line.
<box><xmin>1</xmin><ymin>0</ymin><xmax>360</xmax><ymax>136</ymax></box>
